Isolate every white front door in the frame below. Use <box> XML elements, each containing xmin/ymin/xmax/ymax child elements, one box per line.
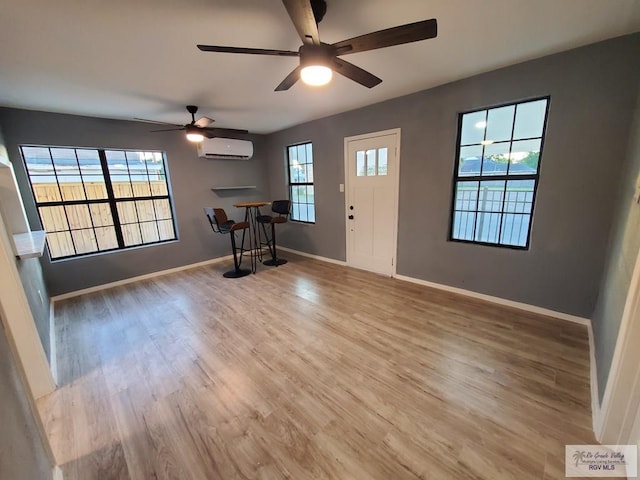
<box><xmin>344</xmin><ymin>130</ymin><xmax>400</xmax><ymax>276</ymax></box>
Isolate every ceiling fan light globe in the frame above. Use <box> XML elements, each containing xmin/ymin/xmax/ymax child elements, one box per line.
<box><xmin>300</xmin><ymin>65</ymin><xmax>333</xmax><ymax>86</ymax></box>
<box><xmin>186</xmin><ymin>132</ymin><xmax>205</xmax><ymax>142</ymax></box>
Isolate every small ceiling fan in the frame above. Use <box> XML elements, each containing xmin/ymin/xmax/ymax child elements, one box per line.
<box><xmin>136</xmin><ymin>105</ymin><xmax>249</xmax><ymax>142</ymax></box>
<box><xmin>197</xmin><ymin>0</ymin><xmax>437</xmax><ymax>91</ymax></box>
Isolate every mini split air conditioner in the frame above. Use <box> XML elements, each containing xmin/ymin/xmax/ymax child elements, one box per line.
<box><xmin>197</xmin><ymin>138</ymin><xmax>253</xmax><ymax>160</ymax></box>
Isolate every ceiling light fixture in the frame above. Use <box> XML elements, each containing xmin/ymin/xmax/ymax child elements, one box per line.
<box><xmin>299</xmin><ymin>44</ymin><xmax>334</xmax><ymax>87</ymax></box>
<box><xmin>185</xmin><ymin>126</ymin><xmax>204</xmax><ymax>143</ymax></box>
<box><xmin>300</xmin><ymin>65</ymin><xmax>333</xmax><ymax>86</ymax></box>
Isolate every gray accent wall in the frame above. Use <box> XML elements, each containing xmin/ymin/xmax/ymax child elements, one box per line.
<box><xmin>0</xmin><ymin>317</ymin><xmax>52</xmax><ymax>480</ymax></box>
<box><xmin>592</xmin><ymin>88</ymin><xmax>640</xmax><ymax>402</ymax></box>
<box><xmin>266</xmin><ymin>33</ymin><xmax>640</xmax><ymax>318</ymax></box>
<box><xmin>0</xmin><ymin>108</ymin><xmax>268</xmax><ymax>296</ymax></box>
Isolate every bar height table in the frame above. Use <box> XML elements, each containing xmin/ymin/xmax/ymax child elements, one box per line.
<box><xmin>234</xmin><ymin>201</ymin><xmax>269</xmax><ymax>273</ymax></box>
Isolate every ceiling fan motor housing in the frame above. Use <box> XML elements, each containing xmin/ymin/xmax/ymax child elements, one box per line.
<box><xmin>299</xmin><ymin>44</ymin><xmax>335</xmax><ymax>68</ymax></box>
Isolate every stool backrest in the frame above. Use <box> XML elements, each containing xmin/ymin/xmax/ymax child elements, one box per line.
<box><xmin>271</xmin><ymin>200</ymin><xmax>291</xmax><ymax>217</ymax></box>
<box><xmin>204</xmin><ymin>207</ymin><xmax>231</xmax><ymax>234</ymax></box>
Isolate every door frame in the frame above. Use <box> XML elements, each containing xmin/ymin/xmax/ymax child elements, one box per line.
<box><xmin>597</xmin><ymin>244</ymin><xmax>640</xmax><ymax>444</ymax></box>
<box><xmin>343</xmin><ymin>128</ymin><xmax>401</xmax><ymax>276</ymax></box>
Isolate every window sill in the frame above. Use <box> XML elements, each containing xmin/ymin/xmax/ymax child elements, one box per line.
<box><xmin>13</xmin><ymin>230</ymin><xmax>46</xmax><ymax>259</ymax></box>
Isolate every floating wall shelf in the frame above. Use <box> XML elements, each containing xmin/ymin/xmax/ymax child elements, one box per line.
<box><xmin>211</xmin><ymin>186</ymin><xmax>257</xmax><ymax>191</ymax></box>
<box><xmin>13</xmin><ymin>230</ymin><xmax>46</xmax><ymax>259</ymax></box>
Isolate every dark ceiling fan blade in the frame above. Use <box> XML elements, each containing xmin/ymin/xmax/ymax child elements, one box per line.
<box><xmin>135</xmin><ymin>118</ymin><xmax>182</xmax><ymax>127</ymax></box>
<box><xmin>194</xmin><ymin>116</ymin><xmax>215</xmax><ymax>128</ymax></box>
<box><xmin>203</xmin><ymin>127</ymin><xmax>250</xmax><ymax>138</ymax></box>
<box><xmin>197</xmin><ymin>45</ymin><xmax>299</xmax><ymax>56</ymax></box>
<box><xmin>275</xmin><ymin>66</ymin><xmax>302</xmax><ymax>91</ymax></box>
<box><xmin>150</xmin><ymin>127</ymin><xmax>186</xmax><ymax>132</ymax></box>
<box><xmin>332</xmin><ymin>18</ymin><xmax>437</xmax><ymax>55</ymax></box>
<box><xmin>332</xmin><ymin>57</ymin><xmax>382</xmax><ymax>88</ymax></box>
<box><xmin>282</xmin><ymin>0</ymin><xmax>320</xmax><ymax>45</ymax></box>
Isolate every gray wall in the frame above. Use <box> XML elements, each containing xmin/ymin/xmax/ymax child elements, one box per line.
<box><xmin>0</xmin><ymin>317</ymin><xmax>52</xmax><ymax>479</ymax></box>
<box><xmin>0</xmin><ymin>108</ymin><xmax>269</xmax><ymax>295</ymax></box>
<box><xmin>265</xmin><ymin>33</ymin><xmax>640</xmax><ymax>318</ymax></box>
<box><xmin>592</xmin><ymin>88</ymin><xmax>640</xmax><ymax>402</ymax></box>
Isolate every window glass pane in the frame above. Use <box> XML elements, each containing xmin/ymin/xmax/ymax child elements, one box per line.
<box><xmin>504</xmin><ymin>180</ymin><xmax>535</xmax><ymax>214</ymax></box>
<box><xmin>111</xmin><ymin>176</ymin><xmax>133</xmax><ymax>198</ymax></box>
<box><xmin>95</xmin><ymin>226</ymin><xmax>118</xmax><ymax>250</ymax></box>
<box><xmin>150</xmin><ymin>180</ymin><xmax>168</xmax><ymax>196</ymax></box>
<box><xmin>117</xmin><ymin>201</ymin><xmax>139</xmax><ymax>224</ymax></box>
<box><xmin>481</xmin><ymin>142</ymin><xmax>510</xmax><ymax>176</ymax></box>
<box><xmin>513</xmin><ymin>99</ymin><xmax>547</xmax><ymax>139</ymax></box>
<box><xmin>83</xmin><ymin>181</ymin><xmax>107</xmax><ymax>200</ymax></box>
<box><xmin>158</xmin><ymin>220</ymin><xmax>175</xmax><ymax>241</ymax></box>
<box><xmin>306</xmin><ymin>143</ymin><xmax>312</xmax><ymax>165</ymax></box>
<box><xmin>131</xmin><ymin>179</ymin><xmax>151</xmax><ymax>197</ymax></box>
<box><xmin>477</xmin><ymin>181</ymin><xmax>505</xmax><ymax>212</ymax></box>
<box><xmin>308</xmin><ymin>207</ymin><xmax>315</xmax><ymax>223</ymax></box>
<box><xmin>71</xmin><ymin>229</ymin><xmax>98</xmax><ymax>255</ymax></box>
<box><xmin>50</xmin><ymin>148</ymin><xmax>79</xmax><ymax>174</ymax></box>
<box><xmin>31</xmin><ymin>182</ymin><xmax>61</xmax><ymax>202</ymax></box>
<box><xmin>292</xmin><ymin>203</ymin><xmax>300</xmax><ymax>221</ymax></box>
<box><xmin>22</xmin><ymin>147</ymin><xmax>54</xmax><ymax>175</ymax></box>
<box><xmin>452</xmin><ymin>211</ymin><xmax>476</xmax><ymax>241</ymax></box>
<box><xmin>508</xmin><ymin>139</ymin><xmax>541</xmax><ymax>175</ymax></box>
<box><xmin>460</xmin><ymin>111</ymin><xmax>486</xmax><ymax>145</ymax></box>
<box><xmin>378</xmin><ymin>148</ymin><xmax>388</xmax><ymax>176</ymax></box>
<box><xmin>366</xmin><ymin>149</ymin><xmax>376</xmax><ymax>176</ymax></box>
<box><xmin>122</xmin><ymin>224</ymin><xmax>142</xmax><ymax>246</ymax></box>
<box><xmin>153</xmin><ymin>199</ymin><xmax>172</xmax><ymax>220</ymax></box>
<box><xmin>485</xmin><ymin>105</ymin><xmax>515</xmax><ymax>143</ymax></box>
<box><xmin>500</xmin><ymin>214</ymin><xmax>531</xmax><ymax>247</ymax></box>
<box><xmin>307</xmin><ymin>185</ymin><xmax>314</xmax><ymax>207</ymax></box>
<box><xmin>458</xmin><ymin>145</ymin><xmax>482</xmax><ymax>176</ymax></box>
<box><xmin>356</xmin><ymin>151</ymin><xmax>366</xmax><ymax>176</ymax></box>
<box><xmin>454</xmin><ymin>182</ymin><xmax>479</xmax><ymax>211</ymax></box>
<box><xmin>39</xmin><ymin>206</ymin><xmax>69</xmax><ymax>232</ymax></box>
<box><xmin>47</xmin><ymin>231</ymin><xmax>75</xmax><ymax>258</ymax></box>
<box><xmin>306</xmin><ymin>162</ymin><xmax>314</xmax><ymax>182</ymax></box>
<box><xmin>106</xmin><ymin>150</ymin><xmax>128</xmax><ymax>173</ymax></box>
<box><xmin>77</xmin><ymin>149</ymin><xmax>101</xmax><ymax>176</ymax></box>
<box><xmin>475</xmin><ymin>212</ymin><xmax>501</xmax><ymax>243</ymax></box>
<box><xmin>58</xmin><ymin>177</ymin><xmax>86</xmax><ymax>201</ymax></box>
<box><xmin>136</xmin><ymin>200</ymin><xmax>155</xmax><ymax>222</ymax></box>
<box><xmin>297</xmin><ymin>144</ymin><xmax>306</xmax><ymax>164</ymax></box>
<box><xmin>140</xmin><ymin>222</ymin><xmax>160</xmax><ymax>243</ymax></box>
<box><xmin>65</xmin><ymin>204</ymin><xmax>92</xmax><ymax>230</ymax></box>
<box><xmin>89</xmin><ymin>203</ymin><xmax>113</xmax><ymax>227</ymax></box>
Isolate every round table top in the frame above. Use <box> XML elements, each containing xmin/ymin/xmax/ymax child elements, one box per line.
<box><xmin>233</xmin><ymin>201</ymin><xmax>269</xmax><ymax>208</ymax></box>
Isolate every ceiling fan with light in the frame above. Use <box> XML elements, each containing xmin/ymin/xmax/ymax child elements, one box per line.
<box><xmin>197</xmin><ymin>0</ymin><xmax>438</xmax><ymax>91</ymax></box>
<box><xmin>136</xmin><ymin>105</ymin><xmax>249</xmax><ymax>143</ymax></box>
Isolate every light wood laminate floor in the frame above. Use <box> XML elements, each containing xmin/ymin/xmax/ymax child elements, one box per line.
<box><xmin>38</xmin><ymin>255</ymin><xmax>598</xmax><ymax>480</ymax></box>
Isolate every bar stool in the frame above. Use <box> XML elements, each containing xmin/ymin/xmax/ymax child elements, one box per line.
<box><xmin>257</xmin><ymin>200</ymin><xmax>291</xmax><ymax>266</ymax></box>
<box><xmin>204</xmin><ymin>207</ymin><xmax>251</xmax><ymax>278</ymax></box>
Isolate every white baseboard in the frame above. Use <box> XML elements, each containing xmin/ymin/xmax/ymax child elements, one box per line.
<box><xmin>278</xmin><ymin>246</ymin><xmax>347</xmax><ymax>266</ymax></box>
<box><xmin>587</xmin><ymin>321</ymin><xmax>602</xmax><ymax>439</ymax></box>
<box><xmin>52</xmin><ymin>465</ymin><xmax>64</xmax><ymax>480</ymax></box>
<box><xmin>48</xmin><ymin>300</ymin><xmax>58</xmax><ymax>386</ymax></box>
<box><xmin>51</xmin><ymin>255</ymin><xmax>234</xmax><ymax>302</ymax></box>
<box><xmin>394</xmin><ymin>273</ymin><xmax>591</xmax><ymax>326</ymax></box>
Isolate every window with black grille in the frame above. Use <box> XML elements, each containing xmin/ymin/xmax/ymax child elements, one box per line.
<box><xmin>20</xmin><ymin>146</ymin><xmax>177</xmax><ymax>260</ymax></box>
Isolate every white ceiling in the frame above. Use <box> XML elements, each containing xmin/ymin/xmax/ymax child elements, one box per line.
<box><xmin>1</xmin><ymin>0</ymin><xmax>639</xmax><ymax>134</ymax></box>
